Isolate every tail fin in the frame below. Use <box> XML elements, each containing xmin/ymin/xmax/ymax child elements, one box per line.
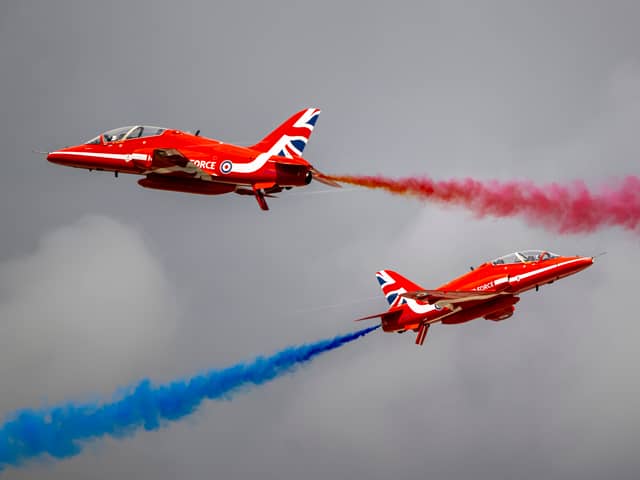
<box><xmin>250</xmin><ymin>108</ymin><xmax>321</xmax><ymax>158</ymax></box>
<box><xmin>375</xmin><ymin>270</ymin><xmax>425</xmax><ymax>308</ymax></box>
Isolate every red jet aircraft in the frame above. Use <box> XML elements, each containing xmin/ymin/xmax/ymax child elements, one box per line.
<box><xmin>357</xmin><ymin>250</ymin><xmax>594</xmax><ymax>345</ymax></box>
<box><xmin>46</xmin><ymin>108</ymin><xmax>338</xmax><ymax>210</ymax></box>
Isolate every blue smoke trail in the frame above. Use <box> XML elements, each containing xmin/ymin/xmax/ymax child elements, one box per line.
<box><xmin>0</xmin><ymin>325</ymin><xmax>379</xmax><ymax>471</ymax></box>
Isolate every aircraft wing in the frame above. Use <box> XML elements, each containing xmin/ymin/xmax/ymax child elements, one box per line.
<box><xmin>151</xmin><ymin>148</ymin><xmax>190</xmax><ymax>168</ymax></box>
<box><xmin>402</xmin><ymin>288</ymin><xmax>511</xmax><ymax>306</ymax></box>
<box><xmin>148</xmin><ymin>148</ymin><xmax>212</xmax><ymax>180</ymax></box>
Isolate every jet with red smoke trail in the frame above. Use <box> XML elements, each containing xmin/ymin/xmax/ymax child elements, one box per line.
<box><xmin>357</xmin><ymin>250</ymin><xmax>593</xmax><ymax>345</ymax></box>
<box><xmin>46</xmin><ymin>108</ymin><xmax>339</xmax><ymax>211</ymax></box>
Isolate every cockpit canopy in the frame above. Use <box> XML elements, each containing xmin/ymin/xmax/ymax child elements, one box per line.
<box><xmin>85</xmin><ymin>125</ymin><xmax>167</xmax><ymax>144</ymax></box>
<box><xmin>491</xmin><ymin>250</ymin><xmax>559</xmax><ymax>265</ymax></box>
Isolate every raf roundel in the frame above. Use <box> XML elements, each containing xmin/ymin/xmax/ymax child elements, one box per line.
<box><xmin>220</xmin><ymin>160</ymin><xmax>233</xmax><ymax>174</ymax></box>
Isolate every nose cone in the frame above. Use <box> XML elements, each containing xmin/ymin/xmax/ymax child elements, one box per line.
<box><xmin>566</xmin><ymin>256</ymin><xmax>594</xmax><ymax>275</ymax></box>
<box><xmin>580</xmin><ymin>256</ymin><xmax>594</xmax><ymax>267</ymax></box>
<box><xmin>47</xmin><ymin>147</ymin><xmax>87</xmax><ymax>168</ymax></box>
<box><xmin>46</xmin><ymin>151</ymin><xmax>63</xmax><ymax>164</ymax></box>
<box><xmin>47</xmin><ymin>148</ymin><xmax>73</xmax><ymax>166</ymax></box>
<box><xmin>548</xmin><ymin>256</ymin><xmax>593</xmax><ymax>283</ymax></box>
<box><xmin>579</xmin><ymin>255</ymin><xmax>594</xmax><ymax>270</ymax></box>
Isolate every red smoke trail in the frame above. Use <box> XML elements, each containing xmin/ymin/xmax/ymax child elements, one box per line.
<box><xmin>329</xmin><ymin>174</ymin><xmax>640</xmax><ymax>234</ymax></box>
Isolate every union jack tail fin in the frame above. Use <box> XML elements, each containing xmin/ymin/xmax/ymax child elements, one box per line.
<box><xmin>250</xmin><ymin>108</ymin><xmax>320</xmax><ymax>158</ymax></box>
<box><xmin>376</xmin><ymin>270</ymin><xmax>425</xmax><ymax>308</ymax></box>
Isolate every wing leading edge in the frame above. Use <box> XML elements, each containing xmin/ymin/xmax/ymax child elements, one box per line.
<box><xmin>402</xmin><ymin>287</ymin><xmax>511</xmax><ymax>307</ymax></box>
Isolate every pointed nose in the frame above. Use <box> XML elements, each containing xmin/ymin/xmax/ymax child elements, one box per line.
<box><xmin>553</xmin><ymin>256</ymin><xmax>593</xmax><ymax>280</ymax></box>
<box><xmin>570</xmin><ymin>256</ymin><xmax>594</xmax><ymax>274</ymax></box>
<box><xmin>47</xmin><ymin>152</ymin><xmax>70</xmax><ymax>166</ymax></box>
<box><xmin>47</xmin><ymin>150</ymin><xmax>75</xmax><ymax>166</ymax></box>
<box><xmin>580</xmin><ymin>256</ymin><xmax>594</xmax><ymax>268</ymax></box>
<box><xmin>46</xmin><ymin>151</ymin><xmax>62</xmax><ymax>164</ymax></box>
<box><xmin>47</xmin><ymin>149</ymin><xmax>87</xmax><ymax>168</ymax></box>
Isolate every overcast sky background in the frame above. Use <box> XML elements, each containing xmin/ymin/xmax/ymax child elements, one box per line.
<box><xmin>1</xmin><ymin>1</ymin><xmax>639</xmax><ymax>478</ymax></box>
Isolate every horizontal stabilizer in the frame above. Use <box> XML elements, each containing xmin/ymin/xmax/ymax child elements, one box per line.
<box><xmin>355</xmin><ymin>307</ymin><xmax>404</xmax><ymax>322</ymax></box>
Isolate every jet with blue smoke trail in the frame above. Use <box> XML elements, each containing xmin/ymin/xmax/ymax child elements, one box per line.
<box><xmin>0</xmin><ymin>325</ymin><xmax>378</xmax><ymax>471</ymax></box>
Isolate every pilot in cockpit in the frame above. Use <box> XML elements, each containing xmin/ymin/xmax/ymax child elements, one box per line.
<box><xmin>127</xmin><ymin>126</ymin><xmax>143</xmax><ymax>139</ymax></box>
<box><xmin>96</xmin><ymin>126</ymin><xmax>166</xmax><ymax>144</ymax></box>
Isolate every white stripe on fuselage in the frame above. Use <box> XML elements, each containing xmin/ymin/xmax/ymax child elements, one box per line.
<box><xmin>50</xmin><ymin>151</ymin><xmax>149</xmax><ymax>162</ymax></box>
<box><xmin>230</xmin><ymin>135</ymin><xmax>296</xmax><ymax>174</ymax></box>
<box><xmin>392</xmin><ymin>288</ymin><xmax>436</xmax><ymax>315</ymax></box>
<box><xmin>53</xmin><ymin>148</ymin><xmax>266</xmax><ymax>179</ymax></box>
<box><xmin>230</xmin><ymin>152</ymin><xmax>271</xmax><ymax>174</ymax></box>
<box><xmin>405</xmin><ymin>297</ymin><xmax>438</xmax><ymax>314</ymax></box>
<box><xmin>52</xmin><ymin>151</ymin><xmax>214</xmax><ymax>180</ymax></box>
<box><xmin>510</xmin><ymin>258</ymin><xmax>585</xmax><ymax>284</ymax></box>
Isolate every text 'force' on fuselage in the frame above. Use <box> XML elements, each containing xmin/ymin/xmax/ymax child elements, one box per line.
<box><xmin>357</xmin><ymin>250</ymin><xmax>594</xmax><ymax>345</ymax></box>
<box><xmin>46</xmin><ymin>108</ymin><xmax>339</xmax><ymax>211</ymax></box>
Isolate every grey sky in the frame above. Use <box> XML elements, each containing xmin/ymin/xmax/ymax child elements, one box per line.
<box><xmin>1</xmin><ymin>1</ymin><xmax>639</xmax><ymax>478</ymax></box>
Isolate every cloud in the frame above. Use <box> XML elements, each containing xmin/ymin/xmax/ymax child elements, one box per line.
<box><xmin>0</xmin><ymin>216</ymin><xmax>178</xmax><ymax>414</ymax></box>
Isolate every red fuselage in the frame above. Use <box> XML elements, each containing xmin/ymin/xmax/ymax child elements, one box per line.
<box><xmin>47</xmin><ymin>129</ymin><xmax>312</xmax><ymax>190</ymax></box>
<box><xmin>379</xmin><ymin>252</ymin><xmax>593</xmax><ymax>336</ymax></box>
<box><xmin>46</xmin><ymin>109</ymin><xmax>337</xmax><ymax>210</ymax></box>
